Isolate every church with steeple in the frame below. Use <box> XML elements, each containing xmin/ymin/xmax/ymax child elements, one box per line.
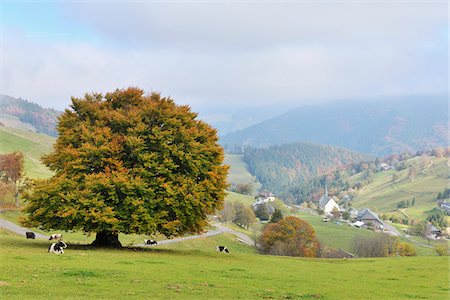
<box><xmin>318</xmin><ymin>184</ymin><xmax>340</xmax><ymax>214</ymax></box>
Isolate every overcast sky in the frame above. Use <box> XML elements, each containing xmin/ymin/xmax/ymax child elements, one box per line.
<box><xmin>0</xmin><ymin>1</ymin><xmax>448</xmax><ymax>111</ymax></box>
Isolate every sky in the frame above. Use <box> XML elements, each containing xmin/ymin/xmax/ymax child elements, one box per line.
<box><xmin>0</xmin><ymin>1</ymin><xmax>448</xmax><ymax>112</ymax></box>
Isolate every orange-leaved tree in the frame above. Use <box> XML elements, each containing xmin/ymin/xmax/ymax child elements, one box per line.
<box><xmin>260</xmin><ymin>216</ymin><xmax>320</xmax><ymax>257</ymax></box>
<box><xmin>21</xmin><ymin>88</ymin><xmax>228</xmax><ymax>247</ymax></box>
<box><xmin>0</xmin><ymin>152</ymin><xmax>31</xmax><ymax>207</ymax></box>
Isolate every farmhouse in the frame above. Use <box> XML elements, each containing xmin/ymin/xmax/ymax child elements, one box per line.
<box><xmin>378</xmin><ymin>163</ymin><xmax>391</xmax><ymax>171</ymax></box>
<box><xmin>438</xmin><ymin>201</ymin><xmax>450</xmax><ymax>214</ymax></box>
<box><xmin>318</xmin><ymin>186</ymin><xmax>340</xmax><ymax>214</ymax></box>
<box><xmin>252</xmin><ymin>191</ymin><xmax>276</xmax><ymax>206</ymax></box>
<box><xmin>357</xmin><ymin>208</ymin><xmax>384</xmax><ymax>229</ymax></box>
<box><xmin>426</xmin><ymin>224</ymin><xmax>442</xmax><ymax>240</ymax></box>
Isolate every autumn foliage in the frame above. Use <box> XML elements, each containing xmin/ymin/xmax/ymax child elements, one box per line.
<box><xmin>0</xmin><ymin>152</ymin><xmax>30</xmax><ymax>206</ymax></box>
<box><xmin>22</xmin><ymin>88</ymin><xmax>228</xmax><ymax>247</ymax></box>
<box><xmin>259</xmin><ymin>216</ymin><xmax>320</xmax><ymax>257</ymax></box>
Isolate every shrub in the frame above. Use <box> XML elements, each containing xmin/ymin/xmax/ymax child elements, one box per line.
<box><xmin>259</xmin><ymin>216</ymin><xmax>320</xmax><ymax>257</ymax></box>
<box><xmin>434</xmin><ymin>243</ymin><xmax>449</xmax><ymax>256</ymax></box>
<box><xmin>351</xmin><ymin>234</ymin><xmax>398</xmax><ymax>257</ymax></box>
<box><xmin>396</xmin><ymin>242</ymin><xmax>416</xmax><ymax>256</ymax></box>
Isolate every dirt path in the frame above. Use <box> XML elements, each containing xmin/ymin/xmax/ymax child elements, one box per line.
<box><xmin>0</xmin><ymin>215</ymin><xmax>255</xmax><ymax>248</ymax></box>
<box><xmin>137</xmin><ymin>223</ymin><xmax>256</xmax><ymax>247</ymax></box>
<box><xmin>0</xmin><ymin>218</ymin><xmax>48</xmax><ymax>239</ymax></box>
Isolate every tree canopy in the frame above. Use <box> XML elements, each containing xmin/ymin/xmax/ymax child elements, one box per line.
<box><xmin>22</xmin><ymin>88</ymin><xmax>228</xmax><ymax>247</ymax></box>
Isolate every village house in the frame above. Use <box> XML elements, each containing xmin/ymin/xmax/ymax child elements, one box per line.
<box><xmin>426</xmin><ymin>224</ymin><xmax>442</xmax><ymax>240</ymax></box>
<box><xmin>378</xmin><ymin>163</ymin><xmax>391</xmax><ymax>171</ymax></box>
<box><xmin>357</xmin><ymin>208</ymin><xmax>384</xmax><ymax>229</ymax></box>
<box><xmin>438</xmin><ymin>201</ymin><xmax>450</xmax><ymax>214</ymax></box>
<box><xmin>252</xmin><ymin>191</ymin><xmax>276</xmax><ymax>207</ymax></box>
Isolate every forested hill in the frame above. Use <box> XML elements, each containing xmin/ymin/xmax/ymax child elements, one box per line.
<box><xmin>221</xmin><ymin>95</ymin><xmax>448</xmax><ymax>156</ymax></box>
<box><xmin>0</xmin><ymin>94</ymin><xmax>60</xmax><ymax>136</ymax></box>
<box><xmin>243</xmin><ymin>142</ymin><xmax>370</xmax><ymax>203</ymax></box>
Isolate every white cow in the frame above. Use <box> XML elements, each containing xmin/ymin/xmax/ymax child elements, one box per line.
<box><xmin>48</xmin><ymin>241</ymin><xmax>67</xmax><ymax>254</ymax></box>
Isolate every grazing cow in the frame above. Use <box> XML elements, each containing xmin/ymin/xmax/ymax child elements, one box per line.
<box><xmin>144</xmin><ymin>239</ymin><xmax>158</xmax><ymax>245</ymax></box>
<box><xmin>216</xmin><ymin>246</ymin><xmax>229</xmax><ymax>253</ymax></box>
<box><xmin>48</xmin><ymin>241</ymin><xmax>67</xmax><ymax>255</ymax></box>
<box><xmin>26</xmin><ymin>232</ymin><xmax>35</xmax><ymax>239</ymax></box>
<box><xmin>49</xmin><ymin>234</ymin><xmax>62</xmax><ymax>241</ymax></box>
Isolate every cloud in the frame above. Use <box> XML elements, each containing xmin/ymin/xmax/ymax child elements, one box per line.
<box><xmin>0</xmin><ymin>2</ymin><xmax>447</xmax><ymax>110</ymax></box>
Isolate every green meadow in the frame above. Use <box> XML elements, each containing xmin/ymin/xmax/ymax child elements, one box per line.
<box><xmin>0</xmin><ymin>127</ymin><xmax>54</xmax><ymax>179</ymax></box>
<box><xmin>224</xmin><ymin>154</ymin><xmax>261</xmax><ymax>194</ymax></box>
<box><xmin>0</xmin><ymin>229</ymin><xmax>449</xmax><ymax>300</ymax></box>
<box><xmin>351</xmin><ymin>156</ymin><xmax>448</xmax><ymax>220</ymax></box>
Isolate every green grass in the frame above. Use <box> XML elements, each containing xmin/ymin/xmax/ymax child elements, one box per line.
<box><xmin>224</xmin><ymin>154</ymin><xmax>261</xmax><ymax>194</ymax></box>
<box><xmin>0</xmin><ymin>229</ymin><xmax>448</xmax><ymax>299</ymax></box>
<box><xmin>0</xmin><ymin>127</ymin><xmax>54</xmax><ymax>179</ymax></box>
<box><xmin>224</xmin><ymin>191</ymin><xmax>255</xmax><ymax>206</ymax></box>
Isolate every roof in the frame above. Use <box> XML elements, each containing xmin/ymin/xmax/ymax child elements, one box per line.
<box><xmin>427</xmin><ymin>224</ymin><xmax>441</xmax><ymax>232</ymax></box>
<box><xmin>258</xmin><ymin>191</ymin><xmax>274</xmax><ymax>198</ymax></box>
<box><xmin>357</xmin><ymin>208</ymin><xmax>383</xmax><ymax>224</ymax></box>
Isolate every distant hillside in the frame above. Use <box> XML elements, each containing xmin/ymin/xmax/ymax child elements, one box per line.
<box><xmin>348</xmin><ymin>154</ymin><xmax>449</xmax><ymax>222</ymax></box>
<box><xmin>0</xmin><ymin>94</ymin><xmax>60</xmax><ymax>136</ymax></box>
<box><xmin>243</xmin><ymin>142</ymin><xmax>370</xmax><ymax>203</ymax></box>
<box><xmin>0</xmin><ymin>127</ymin><xmax>54</xmax><ymax>178</ymax></box>
<box><xmin>220</xmin><ymin>95</ymin><xmax>448</xmax><ymax>156</ymax></box>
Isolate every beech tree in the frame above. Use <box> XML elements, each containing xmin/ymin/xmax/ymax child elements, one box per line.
<box><xmin>22</xmin><ymin>88</ymin><xmax>228</xmax><ymax>247</ymax></box>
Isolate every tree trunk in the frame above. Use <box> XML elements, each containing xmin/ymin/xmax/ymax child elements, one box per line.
<box><xmin>91</xmin><ymin>231</ymin><xmax>122</xmax><ymax>248</ymax></box>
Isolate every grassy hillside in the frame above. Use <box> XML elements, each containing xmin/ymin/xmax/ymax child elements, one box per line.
<box><xmin>0</xmin><ymin>127</ymin><xmax>54</xmax><ymax>178</ymax></box>
<box><xmin>0</xmin><ymin>229</ymin><xmax>448</xmax><ymax>299</ymax></box>
<box><xmin>224</xmin><ymin>154</ymin><xmax>261</xmax><ymax>194</ymax></box>
<box><xmin>224</xmin><ymin>191</ymin><xmax>255</xmax><ymax>206</ymax></box>
<box><xmin>350</xmin><ymin>156</ymin><xmax>448</xmax><ymax>220</ymax></box>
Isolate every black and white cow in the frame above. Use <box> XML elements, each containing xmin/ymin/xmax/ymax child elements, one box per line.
<box><xmin>216</xmin><ymin>246</ymin><xmax>229</xmax><ymax>253</ymax></box>
<box><xmin>48</xmin><ymin>241</ymin><xmax>67</xmax><ymax>254</ymax></box>
<box><xmin>144</xmin><ymin>239</ymin><xmax>158</xmax><ymax>245</ymax></box>
<box><xmin>26</xmin><ymin>232</ymin><xmax>35</xmax><ymax>239</ymax></box>
<box><xmin>49</xmin><ymin>234</ymin><xmax>62</xmax><ymax>241</ymax></box>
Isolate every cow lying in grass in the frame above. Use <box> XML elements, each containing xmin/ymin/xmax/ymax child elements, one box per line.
<box><xmin>144</xmin><ymin>239</ymin><xmax>158</xmax><ymax>245</ymax></box>
<box><xmin>49</xmin><ymin>234</ymin><xmax>62</xmax><ymax>240</ymax></box>
<box><xmin>48</xmin><ymin>241</ymin><xmax>67</xmax><ymax>254</ymax></box>
<box><xmin>216</xmin><ymin>246</ymin><xmax>229</xmax><ymax>253</ymax></box>
<box><xmin>26</xmin><ymin>232</ymin><xmax>35</xmax><ymax>239</ymax></box>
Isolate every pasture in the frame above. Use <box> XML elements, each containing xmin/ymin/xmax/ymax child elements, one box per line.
<box><xmin>0</xmin><ymin>127</ymin><xmax>54</xmax><ymax>179</ymax></box>
<box><xmin>351</xmin><ymin>156</ymin><xmax>448</xmax><ymax>220</ymax></box>
<box><xmin>0</xmin><ymin>229</ymin><xmax>448</xmax><ymax>299</ymax></box>
<box><xmin>224</xmin><ymin>154</ymin><xmax>261</xmax><ymax>194</ymax></box>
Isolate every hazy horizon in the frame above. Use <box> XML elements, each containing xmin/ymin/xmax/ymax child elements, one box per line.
<box><xmin>1</xmin><ymin>1</ymin><xmax>448</xmax><ymax>113</ymax></box>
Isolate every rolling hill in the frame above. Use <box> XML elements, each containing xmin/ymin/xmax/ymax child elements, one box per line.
<box><xmin>0</xmin><ymin>94</ymin><xmax>60</xmax><ymax>137</ymax></box>
<box><xmin>0</xmin><ymin>127</ymin><xmax>54</xmax><ymax>178</ymax></box>
<box><xmin>349</xmin><ymin>155</ymin><xmax>449</xmax><ymax>221</ymax></box>
<box><xmin>242</xmin><ymin>142</ymin><xmax>370</xmax><ymax>203</ymax></box>
<box><xmin>220</xmin><ymin>95</ymin><xmax>448</xmax><ymax>156</ymax></box>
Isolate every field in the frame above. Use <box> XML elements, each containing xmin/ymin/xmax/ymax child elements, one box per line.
<box><xmin>0</xmin><ymin>229</ymin><xmax>448</xmax><ymax>300</ymax></box>
<box><xmin>0</xmin><ymin>127</ymin><xmax>54</xmax><ymax>179</ymax></box>
<box><xmin>224</xmin><ymin>154</ymin><xmax>261</xmax><ymax>194</ymax></box>
<box><xmin>350</xmin><ymin>156</ymin><xmax>448</xmax><ymax>220</ymax></box>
